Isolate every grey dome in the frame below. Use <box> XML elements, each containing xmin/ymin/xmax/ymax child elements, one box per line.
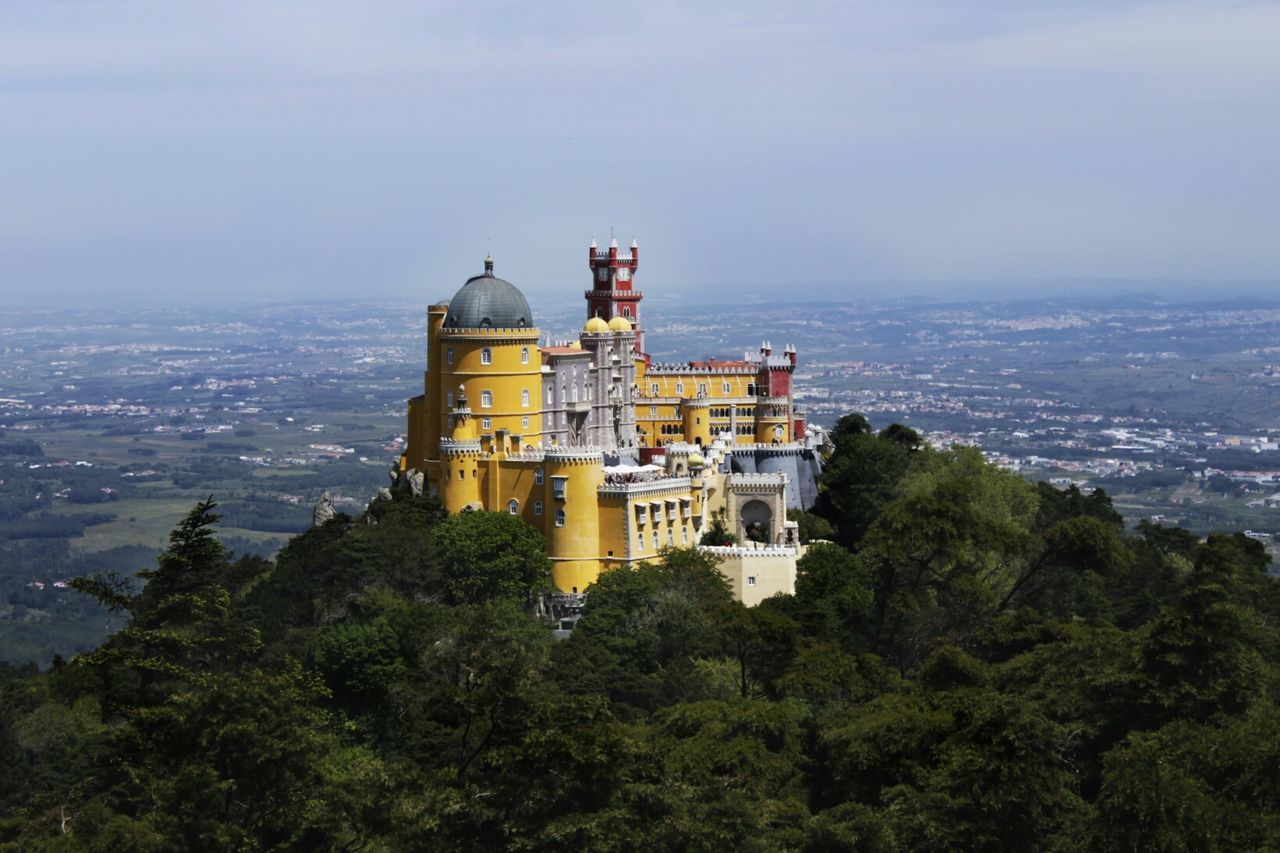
<box><xmin>443</xmin><ymin>257</ymin><xmax>533</xmax><ymax>329</ymax></box>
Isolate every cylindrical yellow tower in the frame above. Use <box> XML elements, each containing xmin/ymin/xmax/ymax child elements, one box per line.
<box><xmin>754</xmin><ymin>398</ymin><xmax>790</xmax><ymax>444</ymax></box>
<box><xmin>438</xmin><ymin>327</ymin><xmax>542</xmax><ymax>445</ymax></box>
<box><xmin>439</xmin><ymin>404</ymin><xmax>482</xmax><ymax>514</ymax></box>
<box><xmin>683</xmin><ymin>398</ymin><xmax>712</xmax><ymax>447</ymax></box>
<box><xmin>542</xmin><ymin>448</ymin><xmax>604</xmax><ymax>593</ymax></box>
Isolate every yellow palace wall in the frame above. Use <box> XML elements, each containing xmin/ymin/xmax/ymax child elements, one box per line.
<box><xmin>632</xmin><ymin>362</ymin><xmax>793</xmax><ymax>448</ymax></box>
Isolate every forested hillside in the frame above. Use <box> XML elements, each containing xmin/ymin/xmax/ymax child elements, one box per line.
<box><xmin>1</xmin><ymin>414</ymin><xmax>1278</xmax><ymax>850</ymax></box>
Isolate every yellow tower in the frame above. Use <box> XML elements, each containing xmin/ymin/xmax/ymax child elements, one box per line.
<box><xmin>682</xmin><ymin>397</ymin><xmax>712</xmax><ymax>447</ymax></box>
<box><xmin>541</xmin><ymin>448</ymin><xmax>605</xmax><ymax>593</ymax></box>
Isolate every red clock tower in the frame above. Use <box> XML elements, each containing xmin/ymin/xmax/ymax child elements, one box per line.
<box><xmin>586</xmin><ymin>235</ymin><xmax>644</xmax><ymax>356</ymax></box>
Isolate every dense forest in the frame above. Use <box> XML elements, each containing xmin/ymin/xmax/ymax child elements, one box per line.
<box><xmin>1</xmin><ymin>413</ymin><xmax>1278</xmax><ymax>850</ymax></box>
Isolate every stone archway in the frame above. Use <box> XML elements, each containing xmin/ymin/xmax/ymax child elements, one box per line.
<box><xmin>740</xmin><ymin>498</ymin><xmax>773</xmax><ymax>544</ymax></box>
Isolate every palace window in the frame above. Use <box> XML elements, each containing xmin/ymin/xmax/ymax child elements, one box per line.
<box><xmin>667</xmin><ymin>529</ymin><xmax>674</xmax><ymax>546</ymax></box>
<box><xmin>520</xmin><ymin>347</ymin><xmax>529</xmax><ymax>364</ymax></box>
<box><xmin>675</xmin><ymin>382</ymin><xmax>684</xmax><ymax>395</ymax></box>
<box><xmin>534</xmin><ymin>500</ymin><xmax>543</xmax><ymax>516</ymax></box>
<box><xmin>555</xmin><ymin>509</ymin><xmax>566</xmax><ymax>527</ymax></box>
<box><xmin>650</xmin><ymin>383</ymin><xmax>658</xmax><ymax>395</ymax></box>
<box><xmin>652</xmin><ymin>530</ymin><xmax>659</xmax><ymax>550</ymax></box>
<box><xmin>446</xmin><ymin>389</ymin><xmax>453</xmax><ymax>407</ymax></box>
<box><xmin>650</xmin><ymin>406</ymin><xmax>657</xmax><ymax>416</ymax></box>
<box><xmin>547</xmin><ymin>386</ymin><xmax>554</xmax><ymax>405</ymax></box>
<box><xmin>723</xmin><ymin>382</ymin><xmax>730</xmax><ymax>394</ymax></box>
<box><xmin>534</xmin><ymin>467</ymin><xmax>544</xmax><ymax>485</ymax></box>
<box><xmin>623</xmin><ymin>307</ymin><xmax>632</xmax><ymax>318</ymax></box>
<box><xmin>522</xmin><ymin>416</ymin><xmax>529</xmax><ymax>429</ymax></box>
<box><xmin>508</xmin><ymin>499</ymin><xmax>518</xmax><ymax>515</ymax></box>
<box><xmin>480</xmin><ymin>348</ymin><xmax>492</xmax><ymax>365</ymax></box>
<box><xmin>698</xmin><ymin>383</ymin><xmax>707</xmax><ymax>396</ymax></box>
<box><xmin>446</xmin><ymin>348</ymin><xmax>454</xmax><ymax>365</ymax></box>
<box><xmin>747</xmin><ymin>576</ymin><xmax>757</xmax><ymax>587</ymax></box>
<box><xmin>481</xmin><ymin>417</ymin><xmax>491</xmax><ymax>430</ymax></box>
<box><xmin>521</xmin><ymin>389</ymin><xmax>530</xmax><ymax>407</ymax></box>
<box><xmin>682</xmin><ymin>528</ymin><xmax>688</xmax><ymax>544</ymax></box>
<box><xmin>480</xmin><ymin>390</ymin><xmax>492</xmax><ymax>408</ymax></box>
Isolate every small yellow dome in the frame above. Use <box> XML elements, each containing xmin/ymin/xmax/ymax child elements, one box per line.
<box><xmin>608</xmin><ymin>316</ymin><xmax>632</xmax><ymax>332</ymax></box>
<box><xmin>688</xmin><ymin>452</ymin><xmax>706</xmax><ymax>468</ymax></box>
<box><xmin>584</xmin><ymin>317</ymin><xmax>609</xmax><ymax>333</ymax></box>
<box><xmin>569</xmin><ymin>341</ymin><xmax>582</xmax><ymax>350</ymax></box>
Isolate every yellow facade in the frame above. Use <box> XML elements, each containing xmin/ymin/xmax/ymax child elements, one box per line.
<box><xmin>633</xmin><ymin>361</ymin><xmax>795</xmax><ymax>448</ymax></box>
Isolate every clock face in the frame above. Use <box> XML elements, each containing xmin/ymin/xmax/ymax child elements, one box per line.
<box><xmin>616</xmin><ymin>268</ymin><xmax>630</xmax><ymax>282</ymax></box>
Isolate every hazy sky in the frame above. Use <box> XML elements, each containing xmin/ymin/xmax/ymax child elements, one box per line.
<box><xmin>2</xmin><ymin>1</ymin><xmax>1279</xmax><ymax>307</ymax></box>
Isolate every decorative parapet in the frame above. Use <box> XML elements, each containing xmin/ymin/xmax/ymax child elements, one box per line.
<box><xmin>438</xmin><ymin>327</ymin><xmax>541</xmax><ymax>343</ymax></box>
<box><xmin>544</xmin><ymin>447</ymin><xmax>604</xmax><ymax>464</ymax></box>
<box><xmin>439</xmin><ymin>438</ymin><xmax>482</xmax><ymax>454</ymax></box>
<box><xmin>598</xmin><ymin>476</ymin><xmax>693</xmax><ymax>498</ymax></box>
<box><xmin>699</xmin><ymin>544</ymin><xmax>798</xmax><ymax>559</ymax></box>
<box><xmin>727</xmin><ymin>472</ymin><xmax>788</xmax><ymax>487</ymax></box>
<box><xmin>647</xmin><ymin>363</ymin><xmax>756</xmax><ymax>375</ymax></box>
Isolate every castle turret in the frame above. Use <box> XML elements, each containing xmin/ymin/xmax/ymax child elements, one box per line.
<box><xmin>586</xmin><ymin>231</ymin><xmax>644</xmax><ymax>356</ymax></box>
<box><xmin>542</xmin><ymin>447</ymin><xmax>605</xmax><ymax>593</ymax></box>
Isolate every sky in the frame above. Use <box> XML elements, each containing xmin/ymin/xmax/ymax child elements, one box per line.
<box><xmin>2</xmin><ymin>0</ymin><xmax>1279</xmax><ymax>308</ymax></box>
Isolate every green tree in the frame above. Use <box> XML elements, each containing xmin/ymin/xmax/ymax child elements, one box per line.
<box><xmin>858</xmin><ymin>448</ymin><xmax>1039</xmax><ymax>669</ymax></box>
<box><xmin>432</xmin><ymin>511</ymin><xmax>551</xmax><ymax>605</ymax></box>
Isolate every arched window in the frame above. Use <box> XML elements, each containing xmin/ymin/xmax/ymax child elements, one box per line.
<box><xmin>623</xmin><ymin>307</ymin><xmax>631</xmax><ymax>318</ymax></box>
<box><xmin>522</xmin><ymin>416</ymin><xmax>529</xmax><ymax>429</ymax></box>
<box><xmin>675</xmin><ymin>382</ymin><xmax>684</xmax><ymax>395</ymax></box>
<box><xmin>652</xmin><ymin>530</ymin><xmax>659</xmax><ymax>550</ymax></box>
<box><xmin>446</xmin><ymin>389</ymin><xmax>453</xmax><ymax>407</ymax></box>
<box><xmin>547</xmin><ymin>386</ymin><xmax>553</xmax><ymax>405</ymax></box>
<box><xmin>534</xmin><ymin>500</ymin><xmax>543</xmax><ymax>516</ymax></box>
<box><xmin>698</xmin><ymin>383</ymin><xmax>707</xmax><ymax>396</ymax></box>
<box><xmin>481</xmin><ymin>417</ymin><xmax>491</xmax><ymax>430</ymax></box>
<box><xmin>446</xmin><ymin>348</ymin><xmax>455</xmax><ymax>365</ymax></box>
<box><xmin>520</xmin><ymin>347</ymin><xmax>529</xmax><ymax>364</ymax></box>
<box><xmin>508</xmin><ymin>499</ymin><xmax>518</xmax><ymax>515</ymax></box>
<box><xmin>480</xmin><ymin>390</ymin><xmax>492</xmax><ymax>408</ymax></box>
<box><xmin>722</xmin><ymin>382</ymin><xmax>730</xmax><ymax>394</ymax></box>
<box><xmin>555</xmin><ymin>509</ymin><xmax>566</xmax><ymax>527</ymax></box>
<box><xmin>747</xmin><ymin>383</ymin><xmax>756</xmax><ymax>396</ymax></box>
<box><xmin>480</xmin><ymin>348</ymin><xmax>492</xmax><ymax>365</ymax></box>
<box><xmin>650</xmin><ymin>383</ymin><xmax>659</xmax><ymax>395</ymax></box>
<box><xmin>534</xmin><ymin>467</ymin><xmax>544</xmax><ymax>484</ymax></box>
<box><xmin>521</xmin><ymin>389</ymin><xmax>530</xmax><ymax>407</ymax></box>
<box><xmin>667</xmin><ymin>529</ymin><xmax>674</xmax><ymax>546</ymax></box>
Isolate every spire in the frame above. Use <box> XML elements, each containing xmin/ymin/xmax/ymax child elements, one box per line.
<box><xmin>483</xmin><ymin>254</ymin><xmax>494</xmax><ymax>276</ymax></box>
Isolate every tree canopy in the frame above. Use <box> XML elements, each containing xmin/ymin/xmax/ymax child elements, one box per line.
<box><xmin>2</xmin><ymin>415</ymin><xmax>1279</xmax><ymax>851</ymax></box>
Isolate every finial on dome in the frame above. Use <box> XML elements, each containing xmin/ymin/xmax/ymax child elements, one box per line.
<box><xmin>483</xmin><ymin>254</ymin><xmax>494</xmax><ymax>276</ymax></box>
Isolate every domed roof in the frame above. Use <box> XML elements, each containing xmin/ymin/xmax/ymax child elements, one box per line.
<box><xmin>608</xmin><ymin>316</ymin><xmax>632</xmax><ymax>332</ymax></box>
<box><xmin>584</xmin><ymin>316</ymin><xmax>609</xmax><ymax>333</ymax></box>
<box><xmin>443</xmin><ymin>257</ymin><xmax>533</xmax><ymax>330</ymax></box>
<box><xmin>688</xmin><ymin>452</ymin><xmax>706</xmax><ymax>468</ymax></box>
